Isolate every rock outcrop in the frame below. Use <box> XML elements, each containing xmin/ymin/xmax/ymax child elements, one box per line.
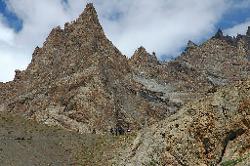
<box><xmin>129</xmin><ymin>47</ymin><xmax>159</xmax><ymax>69</ymax></box>
<box><xmin>117</xmin><ymin>80</ymin><xmax>250</xmax><ymax>166</ymax></box>
<box><xmin>213</xmin><ymin>28</ymin><xmax>224</xmax><ymax>39</ymax></box>
<box><xmin>186</xmin><ymin>40</ymin><xmax>197</xmax><ymax>49</ymax></box>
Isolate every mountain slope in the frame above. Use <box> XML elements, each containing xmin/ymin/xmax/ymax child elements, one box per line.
<box><xmin>0</xmin><ymin>3</ymin><xmax>249</xmax><ymax>134</ymax></box>
<box><xmin>0</xmin><ymin>4</ymin><xmax>173</xmax><ymax>133</ymax></box>
<box><xmin>117</xmin><ymin>80</ymin><xmax>250</xmax><ymax>166</ymax></box>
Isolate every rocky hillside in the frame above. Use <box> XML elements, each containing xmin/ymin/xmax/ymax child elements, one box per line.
<box><xmin>0</xmin><ymin>4</ymin><xmax>173</xmax><ymax>133</ymax></box>
<box><xmin>117</xmin><ymin>80</ymin><xmax>250</xmax><ymax>166</ymax></box>
<box><xmin>0</xmin><ymin>3</ymin><xmax>249</xmax><ymax>166</ymax></box>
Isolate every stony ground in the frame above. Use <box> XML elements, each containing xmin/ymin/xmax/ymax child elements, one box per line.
<box><xmin>0</xmin><ymin>112</ymin><xmax>136</xmax><ymax>166</ymax></box>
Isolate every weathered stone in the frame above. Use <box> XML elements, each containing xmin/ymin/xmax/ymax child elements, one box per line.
<box><xmin>118</xmin><ymin>80</ymin><xmax>250</xmax><ymax>165</ymax></box>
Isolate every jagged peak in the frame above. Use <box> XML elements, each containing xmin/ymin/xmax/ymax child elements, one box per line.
<box><xmin>132</xmin><ymin>46</ymin><xmax>152</xmax><ymax>58</ymax></box>
<box><xmin>25</xmin><ymin>2</ymin><xmax>131</xmax><ymax>79</ymax></box>
<box><xmin>85</xmin><ymin>3</ymin><xmax>96</xmax><ymax>13</ymax></box>
<box><xmin>76</xmin><ymin>3</ymin><xmax>100</xmax><ymax>25</ymax></box>
<box><xmin>62</xmin><ymin>3</ymin><xmax>103</xmax><ymax>33</ymax></box>
<box><xmin>135</xmin><ymin>46</ymin><xmax>147</xmax><ymax>55</ymax></box>
<box><xmin>48</xmin><ymin>26</ymin><xmax>63</xmax><ymax>37</ymax></box>
<box><xmin>210</xmin><ymin>28</ymin><xmax>239</xmax><ymax>46</ymax></box>
<box><xmin>42</xmin><ymin>3</ymin><xmax>106</xmax><ymax>50</ymax></box>
<box><xmin>213</xmin><ymin>28</ymin><xmax>224</xmax><ymax>39</ymax></box>
<box><xmin>130</xmin><ymin>46</ymin><xmax>159</xmax><ymax>66</ymax></box>
<box><xmin>43</xmin><ymin>25</ymin><xmax>64</xmax><ymax>47</ymax></box>
<box><xmin>187</xmin><ymin>40</ymin><xmax>197</xmax><ymax>48</ymax></box>
<box><xmin>184</xmin><ymin>40</ymin><xmax>198</xmax><ymax>52</ymax></box>
<box><xmin>51</xmin><ymin>26</ymin><xmax>63</xmax><ymax>32</ymax></box>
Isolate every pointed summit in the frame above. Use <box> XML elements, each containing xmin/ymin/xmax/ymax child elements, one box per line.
<box><xmin>213</xmin><ymin>28</ymin><xmax>224</xmax><ymax>39</ymax></box>
<box><xmin>136</xmin><ymin>46</ymin><xmax>148</xmax><ymax>55</ymax></box>
<box><xmin>44</xmin><ymin>3</ymin><xmax>104</xmax><ymax>49</ymax></box>
<box><xmin>129</xmin><ymin>46</ymin><xmax>159</xmax><ymax>67</ymax></box>
<box><xmin>62</xmin><ymin>3</ymin><xmax>105</xmax><ymax>39</ymax></box>
<box><xmin>77</xmin><ymin>3</ymin><xmax>99</xmax><ymax>24</ymax></box>
<box><xmin>26</xmin><ymin>3</ymin><xmax>128</xmax><ymax>79</ymax></box>
<box><xmin>85</xmin><ymin>3</ymin><xmax>96</xmax><ymax>11</ymax></box>
<box><xmin>187</xmin><ymin>40</ymin><xmax>197</xmax><ymax>48</ymax></box>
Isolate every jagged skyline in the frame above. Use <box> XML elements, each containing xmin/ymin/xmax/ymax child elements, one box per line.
<box><xmin>0</xmin><ymin>0</ymin><xmax>250</xmax><ymax>82</ymax></box>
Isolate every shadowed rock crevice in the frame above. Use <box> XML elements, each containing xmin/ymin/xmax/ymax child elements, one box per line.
<box><xmin>218</xmin><ymin>129</ymin><xmax>246</xmax><ymax>164</ymax></box>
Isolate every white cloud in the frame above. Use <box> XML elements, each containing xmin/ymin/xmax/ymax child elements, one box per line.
<box><xmin>0</xmin><ymin>16</ymin><xmax>15</xmax><ymax>45</ymax></box>
<box><xmin>223</xmin><ymin>0</ymin><xmax>250</xmax><ymax>36</ymax></box>
<box><xmin>0</xmin><ymin>0</ymin><xmax>247</xmax><ymax>82</ymax></box>
<box><xmin>0</xmin><ymin>14</ymin><xmax>24</xmax><ymax>82</ymax></box>
<box><xmin>229</xmin><ymin>0</ymin><xmax>250</xmax><ymax>9</ymax></box>
<box><xmin>0</xmin><ymin>0</ymin><xmax>80</xmax><ymax>82</ymax></box>
<box><xmin>225</xmin><ymin>21</ymin><xmax>250</xmax><ymax>36</ymax></box>
<box><xmin>0</xmin><ymin>44</ymin><xmax>28</xmax><ymax>81</ymax></box>
<box><xmin>96</xmin><ymin>0</ymin><xmax>229</xmax><ymax>57</ymax></box>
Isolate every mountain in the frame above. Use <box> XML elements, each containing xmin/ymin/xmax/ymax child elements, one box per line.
<box><xmin>0</xmin><ymin>3</ymin><xmax>249</xmax><ymax>165</ymax></box>
<box><xmin>117</xmin><ymin>80</ymin><xmax>250</xmax><ymax>165</ymax></box>
<box><xmin>0</xmin><ymin>3</ymin><xmax>175</xmax><ymax>133</ymax></box>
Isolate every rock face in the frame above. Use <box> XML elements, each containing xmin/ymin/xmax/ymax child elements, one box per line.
<box><xmin>213</xmin><ymin>28</ymin><xmax>224</xmax><ymax>39</ymax></box>
<box><xmin>0</xmin><ymin>4</ymin><xmax>174</xmax><ymax>133</ymax></box>
<box><xmin>129</xmin><ymin>47</ymin><xmax>159</xmax><ymax>69</ymax></box>
<box><xmin>117</xmin><ymin>80</ymin><xmax>250</xmax><ymax>166</ymax></box>
<box><xmin>186</xmin><ymin>40</ymin><xmax>197</xmax><ymax>49</ymax></box>
<box><xmin>0</xmin><ymin>3</ymin><xmax>249</xmax><ymax>165</ymax></box>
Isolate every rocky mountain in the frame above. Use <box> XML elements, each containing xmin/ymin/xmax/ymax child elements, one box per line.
<box><xmin>0</xmin><ymin>3</ymin><xmax>249</xmax><ymax>166</ymax></box>
<box><xmin>0</xmin><ymin>3</ymin><xmax>175</xmax><ymax>134</ymax></box>
<box><xmin>117</xmin><ymin>80</ymin><xmax>250</xmax><ymax>165</ymax></box>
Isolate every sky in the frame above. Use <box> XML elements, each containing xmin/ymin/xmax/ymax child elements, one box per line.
<box><xmin>0</xmin><ymin>0</ymin><xmax>250</xmax><ymax>82</ymax></box>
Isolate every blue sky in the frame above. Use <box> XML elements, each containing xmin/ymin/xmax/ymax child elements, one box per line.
<box><xmin>218</xmin><ymin>3</ymin><xmax>250</xmax><ymax>29</ymax></box>
<box><xmin>0</xmin><ymin>0</ymin><xmax>250</xmax><ymax>82</ymax></box>
<box><xmin>1</xmin><ymin>0</ymin><xmax>249</xmax><ymax>35</ymax></box>
<box><xmin>0</xmin><ymin>0</ymin><xmax>22</xmax><ymax>31</ymax></box>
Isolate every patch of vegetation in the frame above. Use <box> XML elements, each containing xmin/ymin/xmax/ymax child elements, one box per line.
<box><xmin>221</xmin><ymin>153</ymin><xmax>250</xmax><ymax>166</ymax></box>
<box><xmin>221</xmin><ymin>159</ymin><xmax>240</xmax><ymax>166</ymax></box>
